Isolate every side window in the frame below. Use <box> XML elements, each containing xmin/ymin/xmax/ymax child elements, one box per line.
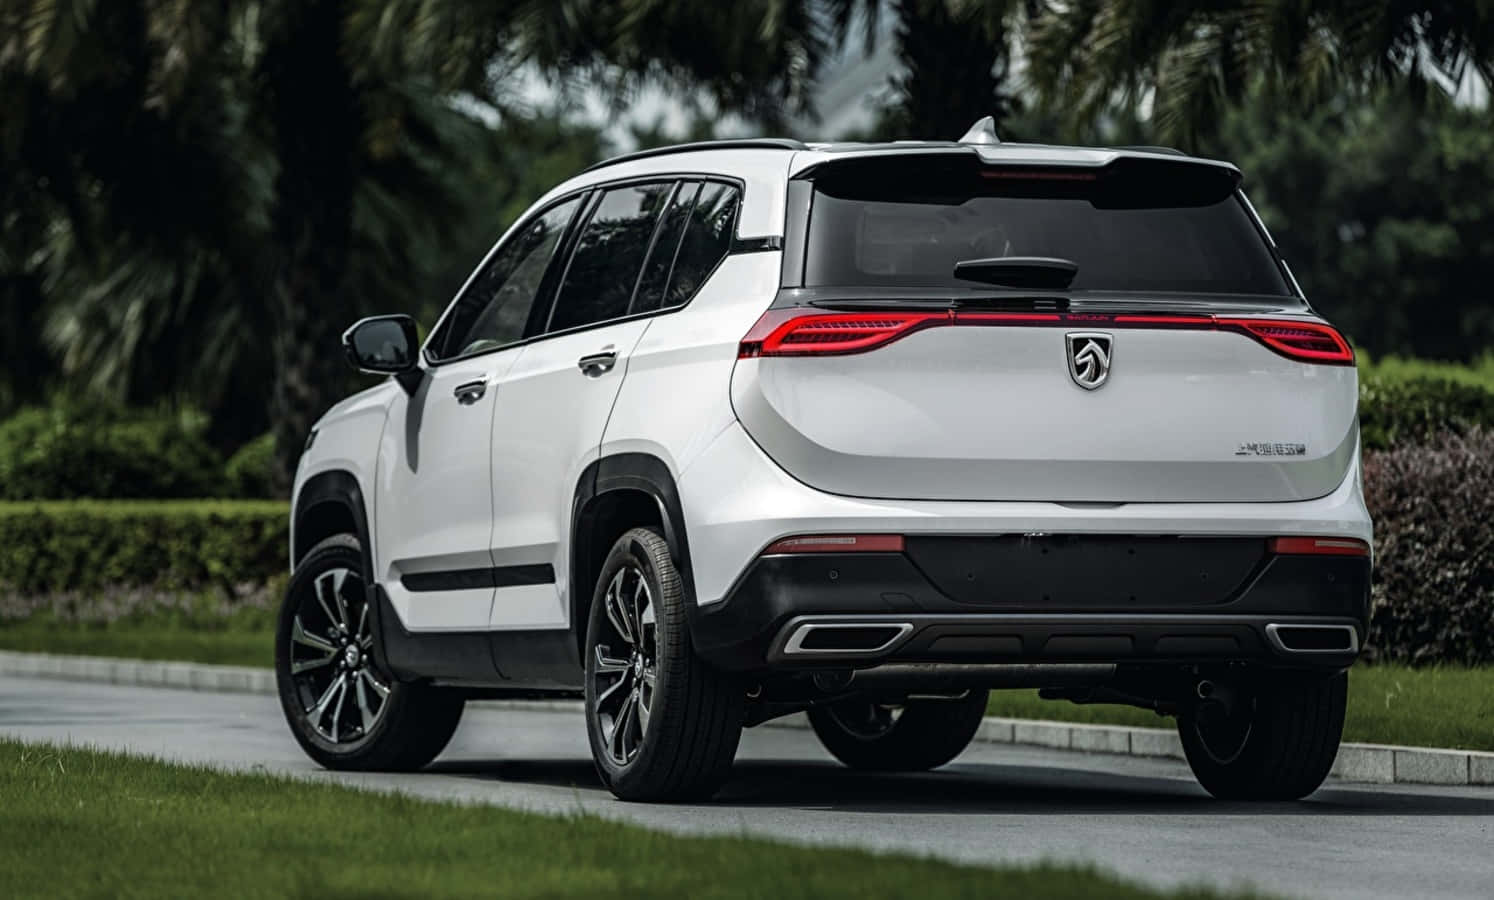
<box><xmin>661</xmin><ymin>181</ymin><xmax>740</xmax><ymax>308</ymax></box>
<box><xmin>547</xmin><ymin>182</ymin><xmax>672</xmax><ymax>334</ymax></box>
<box><xmin>632</xmin><ymin>181</ymin><xmax>700</xmax><ymax>314</ymax></box>
<box><xmin>429</xmin><ymin>197</ymin><xmax>581</xmax><ymax>361</ymax></box>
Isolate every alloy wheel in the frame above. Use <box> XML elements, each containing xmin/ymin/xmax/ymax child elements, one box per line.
<box><xmin>591</xmin><ymin>564</ymin><xmax>658</xmax><ymax>766</ymax></box>
<box><xmin>286</xmin><ymin>567</ymin><xmax>391</xmax><ymax>743</ymax></box>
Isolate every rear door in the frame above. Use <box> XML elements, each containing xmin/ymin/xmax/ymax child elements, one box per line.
<box><xmin>485</xmin><ymin>180</ymin><xmax>679</xmax><ymax>630</ymax></box>
<box><xmin>732</xmin><ymin>153</ymin><xmax>1359</xmax><ymax>503</ymax></box>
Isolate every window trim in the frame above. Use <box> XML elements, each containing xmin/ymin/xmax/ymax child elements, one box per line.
<box><xmin>422</xmin><ymin>172</ymin><xmax>749</xmax><ymax>369</ymax></box>
<box><xmin>421</xmin><ymin>191</ymin><xmax>592</xmax><ymax>367</ymax></box>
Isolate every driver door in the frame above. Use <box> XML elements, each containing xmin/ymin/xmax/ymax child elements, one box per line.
<box><xmin>374</xmin><ymin>195</ymin><xmax>584</xmax><ymax>631</ymax></box>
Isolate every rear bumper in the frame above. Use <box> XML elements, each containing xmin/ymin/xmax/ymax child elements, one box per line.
<box><xmin>690</xmin><ymin>547</ymin><xmax>1370</xmax><ymax>673</ymax></box>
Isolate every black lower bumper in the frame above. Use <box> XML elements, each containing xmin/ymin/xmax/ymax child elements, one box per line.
<box><xmin>689</xmin><ymin>536</ymin><xmax>1370</xmax><ymax>672</ymax></box>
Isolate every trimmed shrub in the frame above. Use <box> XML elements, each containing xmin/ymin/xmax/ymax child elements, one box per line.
<box><xmin>1359</xmin><ymin>372</ymin><xmax>1494</xmax><ymax>450</ymax></box>
<box><xmin>1363</xmin><ymin>429</ymin><xmax>1494</xmax><ymax>665</ymax></box>
<box><xmin>0</xmin><ymin>405</ymin><xmax>224</xmax><ymax>500</ymax></box>
<box><xmin>225</xmin><ymin>433</ymin><xmax>279</xmax><ymax>499</ymax></box>
<box><xmin>0</xmin><ymin>501</ymin><xmax>288</xmax><ymax>597</ymax></box>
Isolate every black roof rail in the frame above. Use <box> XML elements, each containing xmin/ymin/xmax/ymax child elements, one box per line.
<box><xmin>582</xmin><ymin>138</ymin><xmax>808</xmax><ymax>174</ymax></box>
<box><xmin>1111</xmin><ymin>144</ymin><xmax>1188</xmax><ymax>157</ymax></box>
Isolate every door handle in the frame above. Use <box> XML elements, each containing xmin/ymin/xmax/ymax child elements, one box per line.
<box><xmin>577</xmin><ymin>347</ymin><xmax>618</xmax><ymax>376</ymax></box>
<box><xmin>452</xmin><ymin>379</ymin><xmax>487</xmax><ymax>405</ymax></box>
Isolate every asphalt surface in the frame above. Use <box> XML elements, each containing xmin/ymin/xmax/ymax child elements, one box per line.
<box><xmin>3</xmin><ymin>676</ymin><xmax>1492</xmax><ymax>900</ymax></box>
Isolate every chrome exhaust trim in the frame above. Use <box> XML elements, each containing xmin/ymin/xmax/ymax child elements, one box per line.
<box><xmin>1264</xmin><ymin>623</ymin><xmax>1359</xmax><ymax>655</ymax></box>
<box><xmin>781</xmin><ymin>621</ymin><xmax>914</xmax><ymax>656</ymax></box>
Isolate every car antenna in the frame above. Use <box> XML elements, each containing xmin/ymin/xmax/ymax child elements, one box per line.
<box><xmin>958</xmin><ymin>116</ymin><xmax>1001</xmax><ymax>145</ymax></box>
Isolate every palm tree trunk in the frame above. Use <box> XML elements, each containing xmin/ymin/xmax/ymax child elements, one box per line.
<box><xmin>262</xmin><ymin>0</ymin><xmax>361</xmax><ymax>494</ymax></box>
<box><xmin>889</xmin><ymin>0</ymin><xmax>1016</xmax><ymax>140</ymax></box>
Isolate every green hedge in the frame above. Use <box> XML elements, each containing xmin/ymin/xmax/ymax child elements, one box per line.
<box><xmin>0</xmin><ymin>405</ymin><xmax>280</xmax><ymax>500</ymax></box>
<box><xmin>0</xmin><ymin>501</ymin><xmax>288</xmax><ymax>595</ymax></box>
<box><xmin>1359</xmin><ymin>372</ymin><xmax>1494</xmax><ymax>450</ymax></box>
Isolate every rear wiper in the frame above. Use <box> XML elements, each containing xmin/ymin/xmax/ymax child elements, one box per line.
<box><xmin>953</xmin><ymin>256</ymin><xmax>1078</xmax><ymax>290</ymax></box>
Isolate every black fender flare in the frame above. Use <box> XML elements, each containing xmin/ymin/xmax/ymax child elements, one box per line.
<box><xmin>292</xmin><ymin>470</ymin><xmax>375</xmax><ymax>581</ymax></box>
<box><xmin>570</xmin><ymin>453</ymin><xmax>697</xmax><ymax>638</ymax></box>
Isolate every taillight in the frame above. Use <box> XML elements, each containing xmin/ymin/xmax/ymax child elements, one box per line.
<box><xmin>1216</xmin><ymin>318</ymin><xmax>1354</xmax><ymax>365</ymax></box>
<box><xmin>738</xmin><ymin>310</ymin><xmax>945</xmax><ymax>358</ymax></box>
<box><xmin>763</xmin><ymin>534</ymin><xmax>906</xmax><ymax>554</ymax></box>
<box><xmin>1268</xmin><ymin>537</ymin><xmax>1370</xmax><ymax>557</ymax></box>
<box><xmin>738</xmin><ymin>309</ymin><xmax>1353</xmax><ymax>364</ymax></box>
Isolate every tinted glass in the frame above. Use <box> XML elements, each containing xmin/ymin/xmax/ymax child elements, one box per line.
<box><xmin>431</xmin><ymin>197</ymin><xmax>581</xmax><ymax>361</ymax></box>
<box><xmin>349</xmin><ymin>317</ymin><xmax>414</xmax><ymax>371</ymax></box>
<box><xmin>664</xmin><ymin>182</ymin><xmax>740</xmax><ymax>307</ymax></box>
<box><xmin>804</xmin><ymin>159</ymin><xmax>1290</xmax><ymax>296</ymax></box>
<box><xmin>548</xmin><ymin>182</ymin><xmax>672</xmax><ymax>333</ymax></box>
<box><xmin>632</xmin><ymin>181</ymin><xmax>700</xmax><ymax>314</ymax></box>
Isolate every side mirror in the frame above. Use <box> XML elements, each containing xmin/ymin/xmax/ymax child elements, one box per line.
<box><xmin>342</xmin><ymin>315</ymin><xmax>418</xmax><ymax>374</ymax></box>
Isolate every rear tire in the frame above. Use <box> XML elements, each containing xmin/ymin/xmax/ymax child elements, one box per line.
<box><xmin>809</xmin><ymin>690</ymin><xmax>989</xmax><ymax>771</ymax></box>
<box><xmin>584</xmin><ymin>527</ymin><xmax>744</xmax><ymax>801</ymax></box>
<box><xmin>275</xmin><ymin>534</ymin><xmax>464</xmax><ymax>772</ymax></box>
<box><xmin>1178</xmin><ymin>671</ymin><xmax>1347</xmax><ymax>800</ymax></box>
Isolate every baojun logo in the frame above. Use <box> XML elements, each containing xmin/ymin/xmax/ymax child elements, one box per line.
<box><xmin>1066</xmin><ymin>332</ymin><xmax>1113</xmax><ymax>390</ymax></box>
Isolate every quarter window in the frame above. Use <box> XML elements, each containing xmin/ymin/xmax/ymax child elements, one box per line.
<box><xmin>632</xmin><ymin>181</ymin><xmax>701</xmax><ymax>314</ymax></box>
<box><xmin>430</xmin><ymin>197</ymin><xmax>581</xmax><ymax>361</ymax></box>
<box><xmin>663</xmin><ymin>182</ymin><xmax>740</xmax><ymax>308</ymax></box>
<box><xmin>547</xmin><ymin>182</ymin><xmax>672</xmax><ymax>333</ymax></box>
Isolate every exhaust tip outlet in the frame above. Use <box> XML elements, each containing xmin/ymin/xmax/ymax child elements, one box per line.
<box><xmin>1265</xmin><ymin>623</ymin><xmax>1358</xmax><ymax>655</ymax></box>
<box><xmin>782</xmin><ymin>622</ymin><xmax>914</xmax><ymax>656</ymax></box>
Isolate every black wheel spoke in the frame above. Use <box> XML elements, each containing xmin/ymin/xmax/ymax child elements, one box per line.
<box><xmin>287</xmin><ymin>565</ymin><xmax>387</xmax><ymax>745</ymax></box>
<box><xmin>592</xmin><ymin>561</ymin><xmax>657</xmax><ymax>767</ymax></box>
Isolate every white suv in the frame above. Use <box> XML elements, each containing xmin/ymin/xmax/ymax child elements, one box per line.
<box><xmin>279</xmin><ymin>122</ymin><xmax>1372</xmax><ymax>802</ymax></box>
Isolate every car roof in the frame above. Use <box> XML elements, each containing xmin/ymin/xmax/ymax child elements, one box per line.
<box><xmin>534</xmin><ymin>128</ymin><xmax>1240</xmax><ymax>240</ymax></box>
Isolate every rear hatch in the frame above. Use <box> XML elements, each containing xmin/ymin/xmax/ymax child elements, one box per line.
<box><xmin>731</xmin><ymin>152</ymin><xmax>1358</xmax><ymax>503</ymax></box>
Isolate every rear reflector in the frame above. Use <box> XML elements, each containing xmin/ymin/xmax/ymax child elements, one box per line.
<box><xmin>739</xmin><ymin>310</ymin><xmax>1353</xmax><ymax>365</ymax></box>
<box><xmin>763</xmin><ymin>534</ymin><xmax>906</xmax><ymax>554</ymax></box>
<box><xmin>1269</xmin><ymin>537</ymin><xmax>1371</xmax><ymax>557</ymax></box>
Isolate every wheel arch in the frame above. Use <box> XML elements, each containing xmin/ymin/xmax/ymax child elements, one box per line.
<box><xmin>570</xmin><ymin>453</ymin><xmax>695</xmax><ymax>656</ymax></box>
<box><xmin>292</xmin><ymin>470</ymin><xmax>375</xmax><ymax>585</ymax></box>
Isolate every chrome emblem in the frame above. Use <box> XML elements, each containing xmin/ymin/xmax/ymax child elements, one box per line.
<box><xmin>1066</xmin><ymin>332</ymin><xmax>1112</xmax><ymax>390</ymax></box>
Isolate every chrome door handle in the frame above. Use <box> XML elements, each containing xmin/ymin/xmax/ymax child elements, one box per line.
<box><xmin>452</xmin><ymin>380</ymin><xmax>487</xmax><ymax>405</ymax></box>
<box><xmin>577</xmin><ymin>348</ymin><xmax>617</xmax><ymax>376</ymax></box>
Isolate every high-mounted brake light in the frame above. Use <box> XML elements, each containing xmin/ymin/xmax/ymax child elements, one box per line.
<box><xmin>1269</xmin><ymin>537</ymin><xmax>1370</xmax><ymax>557</ymax></box>
<box><xmin>739</xmin><ymin>309</ymin><xmax>1354</xmax><ymax>365</ymax></box>
<box><xmin>763</xmin><ymin>534</ymin><xmax>906</xmax><ymax>554</ymax></box>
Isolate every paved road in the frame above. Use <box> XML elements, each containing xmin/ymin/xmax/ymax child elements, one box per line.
<box><xmin>3</xmin><ymin>677</ymin><xmax>1492</xmax><ymax>900</ymax></box>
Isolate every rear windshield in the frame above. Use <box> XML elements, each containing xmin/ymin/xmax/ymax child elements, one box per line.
<box><xmin>803</xmin><ymin>155</ymin><xmax>1291</xmax><ymax>296</ymax></box>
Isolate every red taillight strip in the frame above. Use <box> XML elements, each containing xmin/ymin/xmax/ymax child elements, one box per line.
<box><xmin>1269</xmin><ymin>537</ymin><xmax>1371</xmax><ymax>557</ymax></box>
<box><xmin>739</xmin><ymin>311</ymin><xmax>946</xmax><ymax>358</ymax></box>
<box><xmin>739</xmin><ymin>310</ymin><xmax>1353</xmax><ymax>365</ymax></box>
<box><xmin>763</xmin><ymin>534</ymin><xmax>906</xmax><ymax>554</ymax></box>
<box><xmin>1217</xmin><ymin>318</ymin><xmax>1354</xmax><ymax>364</ymax></box>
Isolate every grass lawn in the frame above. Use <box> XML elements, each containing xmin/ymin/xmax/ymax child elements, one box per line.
<box><xmin>5</xmin><ymin>614</ymin><xmax>1490</xmax><ymax>752</ymax></box>
<box><xmin>988</xmin><ymin>665</ymin><xmax>1494</xmax><ymax>752</ymax></box>
<box><xmin>0</xmin><ymin>739</ymin><xmax>1261</xmax><ymax>900</ymax></box>
<box><xmin>0</xmin><ymin>607</ymin><xmax>272</xmax><ymax>668</ymax></box>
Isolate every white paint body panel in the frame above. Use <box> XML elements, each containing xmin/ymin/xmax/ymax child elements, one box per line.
<box><xmin>731</xmin><ymin>327</ymin><xmax>1359</xmax><ymax>502</ymax></box>
<box><xmin>485</xmin><ymin>319</ymin><xmax>653</xmax><ymax>630</ymax></box>
<box><xmin>291</xmin><ymin>383</ymin><xmax>393</xmax><ymax>567</ymax></box>
<box><xmin>374</xmin><ymin>351</ymin><xmax>519</xmax><ymax>630</ymax></box>
<box><xmin>678</xmin><ymin>421</ymin><xmax>1372</xmax><ymax>607</ymax></box>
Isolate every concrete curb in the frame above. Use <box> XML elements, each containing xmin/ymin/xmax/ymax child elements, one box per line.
<box><xmin>4</xmin><ymin>650</ymin><xmax>1490</xmax><ymax>787</ymax></box>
